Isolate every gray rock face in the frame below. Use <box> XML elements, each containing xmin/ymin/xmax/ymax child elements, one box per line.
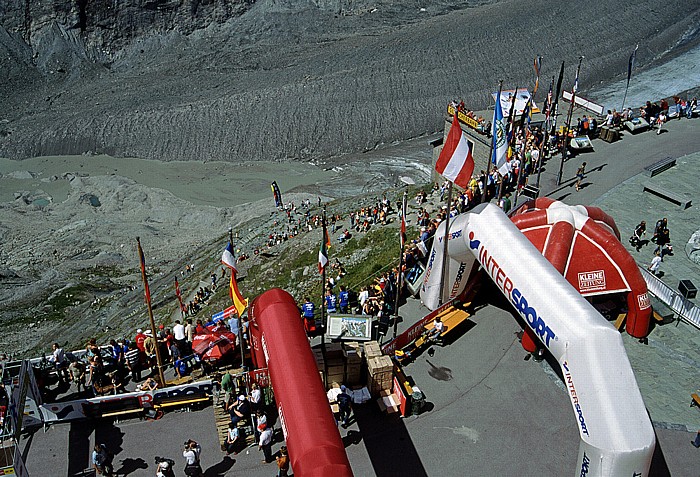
<box><xmin>1</xmin><ymin>1</ymin><xmax>700</xmax><ymax>164</ymax></box>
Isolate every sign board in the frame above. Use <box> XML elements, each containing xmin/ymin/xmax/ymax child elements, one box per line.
<box><xmin>39</xmin><ymin>380</ymin><xmax>213</xmax><ymax>422</ymax></box>
<box><xmin>492</xmin><ymin>89</ymin><xmax>541</xmax><ymax>117</ymax></box>
<box><xmin>562</xmin><ymin>91</ymin><xmax>604</xmax><ymax>116</ymax></box>
<box><xmin>325</xmin><ymin>314</ymin><xmax>372</xmax><ymax>341</ymax></box>
<box><xmin>446</xmin><ymin>105</ymin><xmax>488</xmax><ymax>134</ymax></box>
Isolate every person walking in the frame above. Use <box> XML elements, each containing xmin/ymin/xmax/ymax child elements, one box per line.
<box><xmin>648</xmin><ymin>251</ymin><xmax>662</xmax><ymax>277</ymax></box>
<box><xmin>575</xmin><ymin>162</ymin><xmax>586</xmax><ymax>191</ymax></box>
<box><xmin>182</xmin><ymin>439</ymin><xmax>203</xmax><ymax>477</ymax></box>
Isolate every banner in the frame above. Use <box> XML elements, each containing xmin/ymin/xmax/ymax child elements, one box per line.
<box><xmin>492</xmin><ymin>89</ymin><xmax>540</xmax><ymax>117</ymax></box>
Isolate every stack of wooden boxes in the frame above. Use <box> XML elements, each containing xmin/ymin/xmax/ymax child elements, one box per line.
<box><xmin>343</xmin><ymin>342</ymin><xmax>363</xmax><ymax>385</ymax></box>
<box><xmin>325</xmin><ymin>343</ymin><xmax>345</xmax><ymax>387</ymax></box>
<box><xmin>312</xmin><ymin>347</ymin><xmax>325</xmax><ymax>388</ymax></box>
<box><xmin>365</xmin><ymin>341</ymin><xmax>393</xmax><ymax>396</ymax></box>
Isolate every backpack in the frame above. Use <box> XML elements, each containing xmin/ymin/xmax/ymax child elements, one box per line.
<box><xmin>337</xmin><ymin>392</ymin><xmax>351</xmax><ymax>408</ymax></box>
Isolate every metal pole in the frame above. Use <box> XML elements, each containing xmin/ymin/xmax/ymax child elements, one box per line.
<box><xmin>393</xmin><ymin>191</ymin><xmax>407</xmax><ymax>338</ymax></box>
<box><xmin>137</xmin><ymin>237</ymin><xmax>166</xmax><ymax>387</ymax></box>
<box><xmin>484</xmin><ymin>80</ymin><xmax>503</xmax><ymax>204</ymax></box>
<box><xmin>438</xmin><ymin>181</ymin><xmax>453</xmax><ymax>305</ymax></box>
<box><xmin>229</xmin><ymin>227</ymin><xmax>246</xmax><ymax>371</ymax></box>
<box><xmin>321</xmin><ymin>207</ymin><xmax>327</xmax><ymax>352</ymax></box>
<box><xmin>557</xmin><ymin>56</ymin><xmax>584</xmax><ymax>186</ymax></box>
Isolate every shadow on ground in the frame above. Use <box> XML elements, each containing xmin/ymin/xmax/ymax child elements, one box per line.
<box><xmin>354</xmin><ymin>404</ymin><xmax>428</xmax><ymax>477</ymax></box>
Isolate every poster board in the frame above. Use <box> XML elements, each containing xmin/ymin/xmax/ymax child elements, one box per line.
<box><xmin>326</xmin><ymin>315</ymin><xmax>373</xmax><ymax>341</ymax></box>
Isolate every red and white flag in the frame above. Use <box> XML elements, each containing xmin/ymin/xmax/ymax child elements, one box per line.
<box><xmin>435</xmin><ymin>113</ymin><xmax>475</xmax><ymax>189</ymax></box>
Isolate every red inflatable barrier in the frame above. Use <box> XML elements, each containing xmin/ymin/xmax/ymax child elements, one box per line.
<box><xmin>248</xmin><ymin>288</ymin><xmax>354</xmax><ymax>477</ymax></box>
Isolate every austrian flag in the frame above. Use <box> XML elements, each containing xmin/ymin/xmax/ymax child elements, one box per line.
<box><xmin>435</xmin><ymin>113</ymin><xmax>475</xmax><ymax>189</ymax></box>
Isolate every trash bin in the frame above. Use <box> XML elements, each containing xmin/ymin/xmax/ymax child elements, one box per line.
<box><xmin>411</xmin><ymin>387</ymin><xmax>425</xmax><ymax>416</ymax></box>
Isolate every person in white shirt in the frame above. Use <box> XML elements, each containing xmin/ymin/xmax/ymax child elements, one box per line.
<box><xmin>50</xmin><ymin>343</ymin><xmax>69</xmax><ymax>381</ymax></box>
<box><xmin>258</xmin><ymin>423</ymin><xmax>274</xmax><ymax>463</ymax></box>
<box><xmin>648</xmin><ymin>251</ymin><xmax>662</xmax><ymax>276</ymax></box>
<box><xmin>172</xmin><ymin>320</ymin><xmax>186</xmax><ymax>350</ymax></box>
<box><xmin>182</xmin><ymin>440</ymin><xmax>202</xmax><ymax>476</ymax></box>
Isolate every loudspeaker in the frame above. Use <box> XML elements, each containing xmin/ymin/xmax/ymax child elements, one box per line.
<box><xmin>678</xmin><ymin>280</ymin><xmax>697</xmax><ymax>299</ymax></box>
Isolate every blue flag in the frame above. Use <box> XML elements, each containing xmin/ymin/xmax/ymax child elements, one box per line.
<box><xmin>492</xmin><ymin>93</ymin><xmax>509</xmax><ymax>175</ymax></box>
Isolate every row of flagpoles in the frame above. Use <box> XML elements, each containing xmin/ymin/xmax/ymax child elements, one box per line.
<box><xmin>434</xmin><ymin>46</ymin><xmax>642</xmax><ymax>302</ymax></box>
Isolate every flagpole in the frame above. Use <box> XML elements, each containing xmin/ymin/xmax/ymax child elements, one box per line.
<box><xmin>485</xmin><ymin>80</ymin><xmax>503</xmax><ymax>204</ymax></box>
<box><xmin>320</xmin><ymin>207</ymin><xmax>327</xmax><ymax>352</ymax></box>
<box><xmin>536</xmin><ymin>76</ymin><xmax>555</xmax><ymax>189</ymax></box>
<box><xmin>438</xmin><ymin>181</ymin><xmax>453</xmax><ymax>305</ymax></box>
<box><xmin>393</xmin><ymin>191</ymin><xmax>407</xmax><ymax>338</ymax></box>
<box><xmin>229</xmin><ymin>227</ymin><xmax>246</xmax><ymax>371</ymax></box>
<box><xmin>557</xmin><ymin>56</ymin><xmax>584</xmax><ymax>186</ymax></box>
<box><xmin>137</xmin><ymin>237</ymin><xmax>166</xmax><ymax>387</ymax></box>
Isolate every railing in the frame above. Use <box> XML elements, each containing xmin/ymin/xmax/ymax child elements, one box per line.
<box><xmin>638</xmin><ymin>266</ymin><xmax>700</xmax><ymax>329</ymax></box>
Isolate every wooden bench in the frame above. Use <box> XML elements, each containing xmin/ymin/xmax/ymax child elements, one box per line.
<box><xmin>642</xmin><ymin>183</ymin><xmax>692</xmax><ymax>209</ymax></box>
<box><xmin>644</xmin><ymin>157</ymin><xmax>676</xmax><ymax>177</ymax></box>
<box><xmin>421</xmin><ymin>306</ymin><xmax>471</xmax><ymax>344</ymax></box>
<box><xmin>691</xmin><ymin>393</ymin><xmax>700</xmax><ymax>408</ymax></box>
<box><xmin>153</xmin><ymin>394</ymin><xmax>210</xmax><ymax>411</ymax></box>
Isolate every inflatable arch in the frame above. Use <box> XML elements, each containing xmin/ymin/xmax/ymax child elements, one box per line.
<box><xmin>249</xmin><ymin>288</ymin><xmax>354</xmax><ymax>477</ymax></box>
<box><xmin>510</xmin><ymin>197</ymin><xmax>652</xmax><ymax>351</ymax></box>
<box><xmin>421</xmin><ymin>203</ymin><xmax>654</xmax><ymax>477</ymax></box>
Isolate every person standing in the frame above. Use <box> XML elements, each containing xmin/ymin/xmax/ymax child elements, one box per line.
<box><xmin>301</xmin><ymin>297</ymin><xmax>316</xmax><ymax>333</ymax></box>
<box><xmin>184</xmin><ymin>319</ymin><xmax>195</xmax><ymax>351</ymax></box>
<box><xmin>692</xmin><ymin>429</ymin><xmax>700</xmax><ymax>448</ymax></box>
<box><xmin>50</xmin><ymin>343</ymin><xmax>69</xmax><ymax>382</ymax></box>
<box><xmin>182</xmin><ymin>439</ymin><xmax>203</xmax><ymax>477</ymax></box>
<box><xmin>648</xmin><ymin>251</ymin><xmax>662</xmax><ymax>276</ymax></box>
<box><xmin>325</xmin><ymin>289</ymin><xmax>338</xmax><ymax>314</ymax></box>
<box><xmin>258</xmin><ymin>423</ymin><xmax>274</xmax><ymax>463</ymax></box>
<box><xmin>124</xmin><ymin>342</ymin><xmax>142</xmax><ymax>383</ymax></box>
<box><xmin>173</xmin><ymin>320</ymin><xmax>186</xmax><ymax>351</ymax></box>
<box><xmin>337</xmin><ymin>385</ymin><xmax>353</xmax><ymax>428</ymax></box>
<box><xmin>92</xmin><ymin>443</ymin><xmax>113</xmax><ymax>476</ymax></box>
<box><xmin>339</xmin><ymin>286</ymin><xmax>350</xmax><ymax>314</ymax></box>
<box><xmin>575</xmin><ymin>162</ymin><xmax>586</xmax><ymax>191</ymax></box>
<box><xmin>276</xmin><ymin>446</ymin><xmax>290</xmax><ymax>477</ymax></box>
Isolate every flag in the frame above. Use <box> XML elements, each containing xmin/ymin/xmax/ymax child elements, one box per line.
<box><xmin>221</xmin><ymin>242</ymin><xmax>247</xmax><ymax>314</ymax></box>
<box><xmin>520</xmin><ymin>98</ymin><xmax>532</xmax><ymax>127</ymax></box>
<box><xmin>136</xmin><ymin>238</ymin><xmax>151</xmax><ymax>305</ymax></box>
<box><xmin>228</xmin><ymin>273</ymin><xmax>248</xmax><ymax>316</ymax></box>
<box><xmin>221</xmin><ymin>242</ymin><xmax>237</xmax><ymax>273</ymax></box>
<box><xmin>318</xmin><ymin>217</ymin><xmax>329</xmax><ymax>274</ymax></box>
<box><xmin>573</xmin><ymin>64</ymin><xmax>580</xmax><ymax>95</ymax></box>
<box><xmin>400</xmin><ymin>192</ymin><xmax>407</xmax><ymax>249</ymax></box>
<box><xmin>545</xmin><ymin>78</ymin><xmax>554</xmax><ymax>123</ymax></box>
<box><xmin>627</xmin><ymin>44</ymin><xmax>638</xmax><ymax>87</ymax></box>
<box><xmin>492</xmin><ymin>93</ymin><xmax>509</xmax><ymax>175</ymax></box>
<box><xmin>324</xmin><ymin>221</ymin><xmax>331</xmax><ymax>251</ymax></box>
<box><xmin>175</xmin><ymin>277</ymin><xmax>185</xmax><ymax>312</ymax></box>
<box><xmin>271</xmin><ymin>181</ymin><xmax>282</xmax><ymax>208</ymax></box>
<box><xmin>533</xmin><ymin>56</ymin><xmax>542</xmax><ymax>95</ymax></box>
<box><xmin>435</xmin><ymin>113</ymin><xmax>475</xmax><ymax>189</ymax></box>
<box><xmin>554</xmin><ymin>61</ymin><xmax>565</xmax><ymax>106</ymax></box>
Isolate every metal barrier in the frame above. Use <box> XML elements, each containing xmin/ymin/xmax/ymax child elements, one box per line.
<box><xmin>638</xmin><ymin>266</ymin><xmax>700</xmax><ymax>329</ymax></box>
